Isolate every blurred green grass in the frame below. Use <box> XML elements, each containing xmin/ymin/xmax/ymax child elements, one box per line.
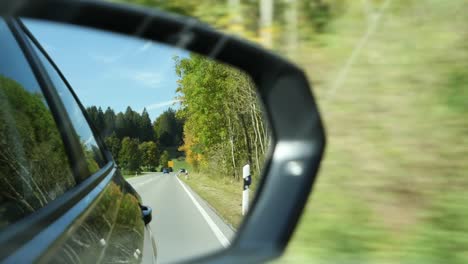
<box><xmin>177</xmin><ymin>156</ymin><xmax>260</xmax><ymax>229</ymax></box>
<box><xmin>171</xmin><ymin>157</ymin><xmax>191</xmax><ymax>172</ymax></box>
<box><xmin>280</xmin><ymin>0</ymin><xmax>468</xmax><ymax>263</ymax></box>
<box><xmin>180</xmin><ymin>172</ymin><xmax>243</xmax><ymax>229</ymax></box>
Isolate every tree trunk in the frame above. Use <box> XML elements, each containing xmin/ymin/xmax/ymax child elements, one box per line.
<box><xmin>252</xmin><ymin>102</ymin><xmax>266</xmax><ymax>155</ymax></box>
<box><xmin>227</xmin><ymin>114</ymin><xmax>238</xmax><ymax>180</ymax></box>
<box><xmin>228</xmin><ymin>0</ymin><xmax>243</xmax><ymax>33</ymax></box>
<box><xmin>250</xmin><ymin>108</ymin><xmax>261</xmax><ymax>176</ymax></box>
<box><xmin>259</xmin><ymin>0</ymin><xmax>274</xmax><ymax>48</ymax></box>
<box><xmin>284</xmin><ymin>0</ymin><xmax>298</xmax><ymax>58</ymax></box>
<box><xmin>239</xmin><ymin>113</ymin><xmax>253</xmax><ymax>166</ymax></box>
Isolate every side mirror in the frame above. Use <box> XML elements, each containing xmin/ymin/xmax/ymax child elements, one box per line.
<box><xmin>141</xmin><ymin>205</ymin><xmax>152</xmax><ymax>225</ymax></box>
<box><xmin>2</xmin><ymin>0</ymin><xmax>326</xmax><ymax>263</ymax></box>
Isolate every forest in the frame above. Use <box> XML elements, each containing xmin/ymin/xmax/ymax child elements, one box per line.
<box><xmin>86</xmin><ymin>53</ymin><xmax>268</xmax><ymax>181</ymax></box>
<box><xmin>86</xmin><ymin>106</ymin><xmax>183</xmax><ymax>173</ymax></box>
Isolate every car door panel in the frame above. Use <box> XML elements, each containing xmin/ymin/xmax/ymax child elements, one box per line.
<box><xmin>41</xmin><ymin>170</ymin><xmax>146</xmax><ymax>264</ymax></box>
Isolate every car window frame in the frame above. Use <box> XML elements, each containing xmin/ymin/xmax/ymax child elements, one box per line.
<box><xmin>0</xmin><ymin>17</ymin><xmax>118</xmax><ymax>261</ymax></box>
<box><xmin>18</xmin><ymin>18</ymin><xmax>113</xmax><ymax>169</ymax></box>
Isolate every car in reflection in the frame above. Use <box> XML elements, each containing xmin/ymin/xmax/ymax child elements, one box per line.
<box><xmin>0</xmin><ymin>18</ymin><xmax>156</xmax><ymax>263</ymax></box>
<box><xmin>162</xmin><ymin>168</ymin><xmax>169</xmax><ymax>174</ymax></box>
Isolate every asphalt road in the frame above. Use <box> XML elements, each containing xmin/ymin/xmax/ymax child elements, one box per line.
<box><xmin>127</xmin><ymin>172</ymin><xmax>235</xmax><ymax>264</ymax></box>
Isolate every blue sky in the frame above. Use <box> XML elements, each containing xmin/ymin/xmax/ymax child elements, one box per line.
<box><xmin>24</xmin><ymin>19</ymin><xmax>189</xmax><ymax>121</ymax></box>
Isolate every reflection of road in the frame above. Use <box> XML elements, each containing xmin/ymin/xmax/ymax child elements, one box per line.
<box><xmin>127</xmin><ymin>173</ymin><xmax>235</xmax><ymax>264</ymax></box>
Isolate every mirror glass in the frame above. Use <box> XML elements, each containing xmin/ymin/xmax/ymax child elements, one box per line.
<box><xmin>23</xmin><ymin>19</ymin><xmax>270</xmax><ymax>263</ymax></box>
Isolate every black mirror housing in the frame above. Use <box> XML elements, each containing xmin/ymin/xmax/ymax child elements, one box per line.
<box><xmin>1</xmin><ymin>0</ymin><xmax>326</xmax><ymax>263</ymax></box>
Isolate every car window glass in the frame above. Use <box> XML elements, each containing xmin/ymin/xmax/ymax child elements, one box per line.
<box><xmin>0</xmin><ymin>20</ymin><xmax>38</xmax><ymax>93</ymax></box>
<box><xmin>0</xmin><ymin>18</ymin><xmax>76</xmax><ymax>231</ymax></box>
<box><xmin>28</xmin><ymin>37</ymin><xmax>107</xmax><ymax>175</ymax></box>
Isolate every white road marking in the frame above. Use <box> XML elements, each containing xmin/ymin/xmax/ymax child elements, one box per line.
<box><xmin>130</xmin><ymin>177</ymin><xmax>155</xmax><ymax>188</ymax></box>
<box><xmin>175</xmin><ymin>177</ymin><xmax>231</xmax><ymax>247</ymax></box>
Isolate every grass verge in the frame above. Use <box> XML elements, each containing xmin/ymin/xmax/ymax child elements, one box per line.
<box><xmin>179</xmin><ymin>173</ymin><xmax>249</xmax><ymax>229</ymax></box>
<box><xmin>171</xmin><ymin>158</ymin><xmax>191</xmax><ymax>172</ymax></box>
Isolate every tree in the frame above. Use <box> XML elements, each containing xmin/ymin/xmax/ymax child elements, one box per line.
<box><xmin>153</xmin><ymin>108</ymin><xmax>183</xmax><ymax>147</ymax></box>
<box><xmin>284</xmin><ymin>0</ymin><xmax>298</xmax><ymax>58</ymax></box>
<box><xmin>139</xmin><ymin>108</ymin><xmax>154</xmax><ymax>142</ymax></box>
<box><xmin>178</xmin><ymin>126</ymin><xmax>202</xmax><ymax>172</ymax></box>
<box><xmin>104</xmin><ymin>132</ymin><xmax>121</xmax><ymax>159</ymax></box>
<box><xmin>124</xmin><ymin>106</ymin><xmax>138</xmax><ymax>139</ymax></box>
<box><xmin>103</xmin><ymin>107</ymin><xmax>116</xmax><ymax>137</ymax></box>
<box><xmin>118</xmin><ymin>137</ymin><xmax>141</xmax><ymax>173</ymax></box>
<box><xmin>259</xmin><ymin>0</ymin><xmax>274</xmax><ymax>48</ymax></box>
<box><xmin>159</xmin><ymin>150</ymin><xmax>170</xmax><ymax>168</ymax></box>
<box><xmin>97</xmin><ymin>107</ymin><xmax>105</xmax><ymax>132</ymax></box>
<box><xmin>86</xmin><ymin>106</ymin><xmax>106</xmax><ymax>137</ymax></box>
<box><xmin>175</xmin><ymin>54</ymin><xmax>269</xmax><ymax>180</ymax></box>
<box><xmin>139</xmin><ymin>141</ymin><xmax>159</xmax><ymax>171</ymax></box>
<box><xmin>86</xmin><ymin>105</ymin><xmax>185</xmax><ymax>170</ymax></box>
<box><xmin>114</xmin><ymin>112</ymin><xmax>126</xmax><ymax>139</ymax></box>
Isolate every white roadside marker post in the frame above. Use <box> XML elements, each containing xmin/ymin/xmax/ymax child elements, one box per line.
<box><xmin>242</xmin><ymin>164</ymin><xmax>251</xmax><ymax>216</ymax></box>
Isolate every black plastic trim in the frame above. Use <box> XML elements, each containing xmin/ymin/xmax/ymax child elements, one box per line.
<box><xmin>0</xmin><ymin>162</ymin><xmax>114</xmax><ymax>260</ymax></box>
<box><xmin>3</xmin><ymin>164</ymin><xmax>117</xmax><ymax>263</ymax></box>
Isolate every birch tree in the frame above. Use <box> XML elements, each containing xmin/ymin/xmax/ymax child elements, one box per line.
<box><xmin>259</xmin><ymin>0</ymin><xmax>274</xmax><ymax>48</ymax></box>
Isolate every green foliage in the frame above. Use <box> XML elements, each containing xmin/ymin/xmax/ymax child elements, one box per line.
<box><xmin>302</xmin><ymin>0</ymin><xmax>333</xmax><ymax>33</ymax></box>
<box><xmin>87</xmin><ymin>106</ymin><xmax>105</xmax><ymax>133</ymax></box>
<box><xmin>87</xmin><ymin>105</ymin><xmax>185</xmax><ymax>173</ymax></box>
<box><xmin>175</xmin><ymin>54</ymin><xmax>268</xmax><ymax>180</ymax></box>
<box><xmin>405</xmin><ymin>191</ymin><xmax>468</xmax><ymax>264</ymax></box>
<box><xmin>104</xmin><ymin>132</ymin><xmax>121</xmax><ymax>159</ymax></box>
<box><xmin>280</xmin><ymin>0</ymin><xmax>468</xmax><ymax>262</ymax></box>
<box><xmin>446</xmin><ymin>68</ymin><xmax>468</xmax><ymax>112</ymax></box>
<box><xmin>0</xmin><ymin>75</ymin><xmax>75</xmax><ymax>230</ymax></box>
<box><xmin>103</xmin><ymin>107</ymin><xmax>116</xmax><ymax>135</ymax></box>
<box><xmin>159</xmin><ymin>150</ymin><xmax>170</xmax><ymax>168</ymax></box>
<box><xmin>153</xmin><ymin>108</ymin><xmax>183</xmax><ymax>148</ymax></box>
<box><xmin>175</xmin><ymin>55</ymin><xmax>227</xmax><ymax>149</ymax></box>
<box><xmin>138</xmin><ymin>141</ymin><xmax>159</xmax><ymax>171</ymax></box>
<box><xmin>87</xmin><ymin>105</ymin><xmax>153</xmax><ymax>142</ymax></box>
<box><xmin>171</xmin><ymin>157</ymin><xmax>190</xmax><ymax>172</ymax></box>
<box><xmin>118</xmin><ymin>137</ymin><xmax>141</xmax><ymax>174</ymax></box>
<box><xmin>139</xmin><ymin>108</ymin><xmax>154</xmax><ymax>141</ymax></box>
<box><xmin>82</xmin><ymin>143</ymin><xmax>100</xmax><ymax>174</ymax></box>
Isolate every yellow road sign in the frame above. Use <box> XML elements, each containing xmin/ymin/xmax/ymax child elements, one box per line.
<box><xmin>168</xmin><ymin>161</ymin><xmax>174</xmax><ymax>168</ymax></box>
